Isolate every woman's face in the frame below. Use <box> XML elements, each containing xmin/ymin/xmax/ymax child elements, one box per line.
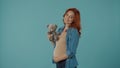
<box><xmin>64</xmin><ymin>11</ymin><xmax>75</xmax><ymax>25</ymax></box>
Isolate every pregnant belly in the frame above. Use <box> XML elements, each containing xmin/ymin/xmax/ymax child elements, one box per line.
<box><xmin>53</xmin><ymin>44</ymin><xmax>66</xmax><ymax>57</ymax></box>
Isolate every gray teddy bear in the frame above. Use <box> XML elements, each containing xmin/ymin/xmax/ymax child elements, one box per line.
<box><xmin>47</xmin><ymin>24</ymin><xmax>60</xmax><ymax>44</ymax></box>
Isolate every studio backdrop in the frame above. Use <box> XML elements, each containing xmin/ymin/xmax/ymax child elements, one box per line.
<box><xmin>0</xmin><ymin>0</ymin><xmax>120</xmax><ymax>68</ymax></box>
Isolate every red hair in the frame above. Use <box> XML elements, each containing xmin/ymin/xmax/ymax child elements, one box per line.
<box><xmin>63</xmin><ymin>8</ymin><xmax>82</xmax><ymax>35</ymax></box>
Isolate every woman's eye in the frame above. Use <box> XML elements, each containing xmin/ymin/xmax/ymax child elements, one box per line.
<box><xmin>66</xmin><ymin>14</ymin><xmax>68</xmax><ymax>16</ymax></box>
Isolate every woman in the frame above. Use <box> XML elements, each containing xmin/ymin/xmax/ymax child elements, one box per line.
<box><xmin>48</xmin><ymin>8</ymin><xmax>81</xmax><ymax>68</ymax></box>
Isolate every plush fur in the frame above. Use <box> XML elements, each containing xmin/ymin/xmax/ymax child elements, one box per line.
<box><xmin>47</xmin><ymin>24</ymin><xmax>59</xmax><ymax>44</ymax></box>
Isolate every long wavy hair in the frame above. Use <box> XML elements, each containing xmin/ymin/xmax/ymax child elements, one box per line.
<box><xmin>63</xmin><ymin>8</ymin><xmax>82</xmax><ymax>35</ymax></box>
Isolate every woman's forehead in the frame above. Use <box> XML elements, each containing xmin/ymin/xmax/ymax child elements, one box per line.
<box><xmin>66</xmin><ymin>11</ymin><xmax>75</xmax><ymax>16</ymax></box>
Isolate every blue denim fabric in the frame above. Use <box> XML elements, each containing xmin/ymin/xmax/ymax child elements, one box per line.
<box><xmin>52</xmin><ymin>26</ymin><xmax>80</xmax><ymax>68</ymax></box>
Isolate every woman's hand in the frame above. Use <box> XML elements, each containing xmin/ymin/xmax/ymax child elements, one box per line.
<box><xmin>47</xmin><ymin>33</ymin><xmax>52</xmax><ymax>41</ymax></box>
<box><xmin>47</xmin><ymin>33</ymin><xmax>56</xmax><ymax>46</ymax></box>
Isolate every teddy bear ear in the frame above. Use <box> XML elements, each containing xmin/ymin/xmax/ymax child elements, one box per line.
<box><xmin>47</xmin><ymin>24</ymin><xmax>49</xmax><ymax>28</ymax></box>
<box><xmin>55</xmin><ymin>24</ymin><xmax>57</xmax><ymax>28</ymax></box>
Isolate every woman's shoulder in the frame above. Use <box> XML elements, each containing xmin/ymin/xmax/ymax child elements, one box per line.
<box><xmin>57</xmin><ymin>26</ymin><xmax>79</xmax><ymax>36</ymax></box>
<box><xmin>58</xmin><ymin>26</ymin><xmax>64</xmax><ymax>30</ymax></box>
<box><xmin>57</xmin><ymin>26</ymin><xmax>64</xmax><ymax>32</ymax></box>
<box><xmin>68</xmin><ymin>27</ymin><xmax>79</xmax><ymax>37</ymax></box>
<box><xmin>68</xmin><ymin>27</ymin><xmax>78</xmax><ymax>33</ymax></box>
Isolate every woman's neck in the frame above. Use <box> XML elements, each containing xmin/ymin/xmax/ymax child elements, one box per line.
<box><xmin>64</xmin><ymin>24</ymin><xmax>71</xmax><ymax>32</ymax></box>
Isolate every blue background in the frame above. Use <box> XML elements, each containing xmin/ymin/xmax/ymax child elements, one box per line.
<box><xmin>0</xmin><ymin>0</ymin><xmax>120</xmax><ymax>68</ymax></box>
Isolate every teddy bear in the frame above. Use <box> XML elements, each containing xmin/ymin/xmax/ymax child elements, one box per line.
<box><xmin>47</xmin><ymin>24</ymin><xmax>59</xmax><ymax>44</ymax></box>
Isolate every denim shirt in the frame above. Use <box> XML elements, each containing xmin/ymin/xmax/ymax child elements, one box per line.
<box><xmin>52</xmin><ymin>26</ymin><xmax>80</xmax><ymax>68</ymax></box>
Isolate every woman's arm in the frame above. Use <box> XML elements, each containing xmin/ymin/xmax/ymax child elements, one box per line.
<box><xmin>66</xmin><ymin>28</ymin><xmax>80</xmax><ymax>59</ymax></box>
